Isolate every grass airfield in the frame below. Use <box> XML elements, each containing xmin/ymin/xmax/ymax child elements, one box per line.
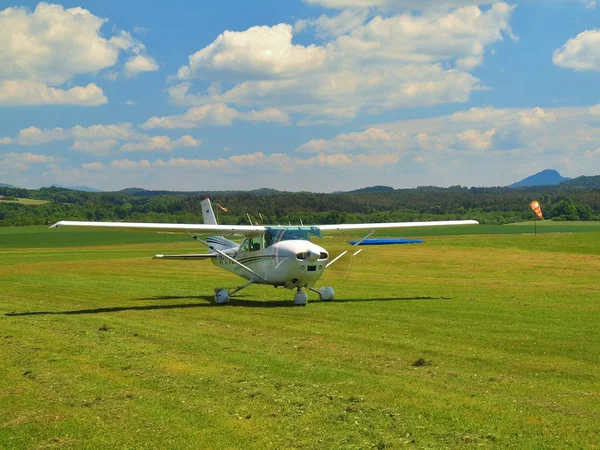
<box><xmin>1</xmin><ymin>224</ymin><xmax>599</xmax><ymax>449</ymax></box>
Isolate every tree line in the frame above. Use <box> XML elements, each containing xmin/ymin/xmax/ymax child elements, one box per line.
<box><xmin>1</xmin><ymin>185</ymin><xmax>599</xmax><ymax>227</ymax></box>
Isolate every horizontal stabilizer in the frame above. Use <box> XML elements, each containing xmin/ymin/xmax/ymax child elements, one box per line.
<box><xmin>153</xmin><ymin>253</ymin><xmax>216</xmax><ymax>260</ymax></box>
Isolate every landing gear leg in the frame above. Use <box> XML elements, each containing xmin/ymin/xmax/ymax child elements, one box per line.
<box><xmin>293</xmin><ymin>289</ymin><xmax>308</xmax><ymax>306</ymax></box>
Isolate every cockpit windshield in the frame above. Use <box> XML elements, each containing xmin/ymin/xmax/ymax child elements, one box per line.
<box><xmin>264</xmin><ymin>226</ymin><xmax>322</xmax><ymax>248</ymax></box>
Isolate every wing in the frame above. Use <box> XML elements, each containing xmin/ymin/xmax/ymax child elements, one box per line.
<box><xmin>50</xmin><ymin>221</ymin><xmax>265</xmax><ymax>237</ymax></box>
<box><xmin>51</xmin><ymin>219</ymin><xmax>478</xmax><ymax>237</ymax></box>
<box><xmin>316</xmin><ymin>219</ymin><xmax>478</xmax><ymax>233</ymax></box>
<box><xmin>153</xmin><ymin>253</ymin><xmax>217</xmax><ymax>260</ymax></box>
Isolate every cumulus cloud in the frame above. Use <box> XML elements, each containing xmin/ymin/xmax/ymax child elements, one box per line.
<box><xmin>295</xmin><ymin>9</ymin><xmax>370</xmax><ymax>38</ymax></box>
<box><xmin>120</xmin><ymin>135</ymin><xmax>200</xmax><ymax>152</ymax></box>
<box><xmin>17</xmin><ymin>104</ymin><xmax>600</xmax><ymax>191</ymax></box>
<box><xmin>0</xmin><ymin>81</ymin><xmax>107</xmax><ymax>106</ymax></box>
<box><xmin>111</xmin><ymin>159</ymin><xmax>152</xmax><ymax>169</ymax></box>
<box><xmin>71</xmin><ymin>139</ymin><xmax>119</xmax><ymax>156</ymax></box>
<box><xmin>553</xmin><ymin>30</ymin><xmax>600</xmax><ymax>71</ymax></box>
<box><xmin>0</xmin><ymin>137</ymin><xmax>13</xmax><ymax>145</ymax></box>
<box><xmin>8</xmin><ymin>122</ymin><xmax>199</xmax><ymax>156</ymax></box>
<box><xmin>0</xmin><ymin>152</ymin><xmax>62</xmax><ymax>175</ymax></box>
<box><xmin>0</xmin><ymin>3</ymin><xmax>157</xmax><ymax>106</ymax></box>
<box><xmin>295</xmin><ymin>105</ymin><xmax>600</xmax><ymax>186</ymax></box>
<box><xmin>82</xmin><ymin>162</ymin><xmax>104</xmax><ymax>170</ymax></box>
<box><xmin>15</xmin><ymin>123</ymin><xmax>138</xmax><ymax>146</ymax></box>
<box><xmin>124</xmin><ymin>55</ymin><xmax>159</xmax><ymax>78</ymax></box>
<box><xmin>171</xmin><ymin>4</ymin><xmax>515</xmax><ymax>123</ymax></box>
<box><xmin>10</xmin><ymin>152</ymin><xmax>62</xmax><ymax>163</ymax></box>
<box><xmin>177</xmin><ymin>24</ymin><xmax>326</xmax><ymax>80</ymax></box>
<box><xmin>582</xmin><ymin>0</ymin><xmax>596</xmax><ymax>9</ymax></box>
<box><xmin>302</xmin><ymin>0</ymin><xmax>485</xmax><ymax>10</ymax></box>
<box><xmin>298</xmin><ymin>127</ymin><xmax>403</xmax><ymax>153</ymax></box>
<box><xmin>142</xmin><ymin>103</ymin><xmax>291</xmax><ymax>129</ymax></box>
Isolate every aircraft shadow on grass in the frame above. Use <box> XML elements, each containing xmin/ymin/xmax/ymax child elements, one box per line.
<box><xmin>5</xmin><ymin>296</ymin><xmax>450</xmax><ymax>317</ymax></box>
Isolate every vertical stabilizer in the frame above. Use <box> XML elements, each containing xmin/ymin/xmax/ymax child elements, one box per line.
<box><xmin>200</xmin><ymin>198</ymin><xmax>238</xmax><ymax>251</ymax></box>
<box><xmin>201</xmin><ymin>198</ymin><xmax>218</xmax><ymax>225</ymax></box>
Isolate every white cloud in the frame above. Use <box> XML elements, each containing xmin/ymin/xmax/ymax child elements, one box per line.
<box><xmin>0</xmin><ymin>4</ymin><xmax>116</xmax><ymax>85</ymax></box>
<box><xmin>15</xmin><ymin>123</ymin><xmax>138</xmax><ymax>146</ymax></box>
<box><xmin>302</xmin><ymin>0</ymin><xmax>485</xmax><ymax>9</ymax></box>
<box><xmin>71</xmin><ymin>139</ymin><xmax>119</xmax><ymax>155</ymax></box>
<box><xmin>177</xmin><ymin>24</ymin><xmax>326</xmax><ymax>80</ymax></box>
<box><xmin>17</xmin><ymin>126</ymin><xmax>68</xmax><ymax>146</ymax></box>
<box><xmin>455</xmin><ymin>128</ymin><xmax>496</xmax><ymax>150</ymax></box>
<box><xmin>124</xmin><ymin>55</ymin><xmax>159</xmax><ymax>78</ymax></box>
<box><xmin>71</xmin><ymin>123</ymin><xmax>138</xmax><ymax>141</ymax></box>
<box><xmin>2</xmin><ymin>152</ymin><xmax>62</xmax><ymax>164</ymax></box>
<box><xmin>295</xmin><ymin>9</ymin><xmax>369</xmax><ymax>38</ymax></box>
<box><xmin>142</xmin><ymin>103</ymin><xmax>290</xmax><ymax>129</ymax></box>
<box><xmin>171</xmin><ymin>4</ymin><xmax>514</xmax><ymax>123</ymax></box>
<box><xmin>111</xmin><ymin>159</ymin><xmax>152</xmax><ymax>169</ymax></box>
<box><xmin>553</xmin><ymin>30</ymin><xmax>600</xmax><ymax>71</ymax></box>
<box><xmin>119</xmin><ymin>135</ymin><xmax>200</xmax><ymax>152</ymax></box>
<box><xmin>9</xmin><ymin>122</ymin><xmax>198</xmax><ymax>156</ymax></box>
<box><xmin>0</xmin><ymin>81</ymin><xmax>107</xmax><ymax>106</ymax></box>
<box><xmin>297</xmin><ymin>127</ymin><xmax>402</xmax><ymax>153</ymax></box>
<box><xmin>124</xmin><ymin>100</ymin><xmax>136</xmax><ymax>105</ymax></box>
<box><xmin>582</xmin><ymin>0</ymin><xmax>596</xmax><ymax>9</ymax></box>
<box><xmin>17</xmin><ymin>104</ymin><xmax>600</xmax><ymax>192</ymax></box>
<box><xmin>82</xmin><ymin>162</ymin><xmax>104</xmax><ymax>170</ymax></box>
<box><xmin>295</xmin><ymin>104</ymin><xmax>600</xmax><ymax>186</ymax></box>
<box><xmin>0</xmin><ymin>137</ymin><xmax>13</xmax><ymax>145</ymax></box>
<box><xmin>0</xmin><ymin>3</ymin><xmax>156</xmax><ymax>106</ymax></box>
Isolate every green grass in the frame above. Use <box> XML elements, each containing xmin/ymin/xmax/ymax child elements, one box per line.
<box><xmin>1</xmin><ymin>226</ymin><xmax>599</xmax><ymax>449</ymax></box>
<box><xmin>0</xmin><ymin>198</ymin><xmax>48</xmax><ymax>205</ymax></box>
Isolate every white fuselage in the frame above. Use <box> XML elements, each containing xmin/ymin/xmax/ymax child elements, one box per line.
<box><xmin>212</xmin><ymin>239</ymin><xmax>329</xmax><ymax>290</ymax></box>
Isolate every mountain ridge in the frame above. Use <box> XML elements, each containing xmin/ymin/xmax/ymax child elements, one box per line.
<box><xmin>510</xmin><ymin>169</ymin><xmax>570</xmax><ymax>187</ymax></box>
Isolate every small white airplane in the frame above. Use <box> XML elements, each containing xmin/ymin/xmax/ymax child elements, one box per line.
<box><xmin>51</xmin><ymin>198</ymin><xmax>478</xmax><ymax>306</ymax></box>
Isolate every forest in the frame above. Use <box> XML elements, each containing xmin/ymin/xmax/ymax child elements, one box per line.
<box><xmin>1</xmin><ymin>179</ymin><xmax>599</xmax><ymax>227</ymax></box>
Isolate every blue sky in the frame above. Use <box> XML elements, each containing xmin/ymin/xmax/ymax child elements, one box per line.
<box><xmin>1</xmin><ymin>0</ymin><xmax>599</xmax><ymax>191</ymax></box>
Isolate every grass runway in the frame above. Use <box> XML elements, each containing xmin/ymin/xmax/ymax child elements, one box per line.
<box><xmin>1</xmin><ymin>224</ymin><xmax>599</xmax><ymax>448</ymax></box>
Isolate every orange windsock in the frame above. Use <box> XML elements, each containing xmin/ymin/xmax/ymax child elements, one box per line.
<box><xmin>216</xmin><ymin>203</ymin><xmax>228</xmax><ymax>212</ymax></box>
<box><xmin>530</xmin><ymin>200</ymin><xmax>543</xmax><ymax>219</ymax></box>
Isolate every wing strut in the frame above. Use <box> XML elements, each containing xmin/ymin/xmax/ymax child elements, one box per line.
<box><xmin>189</xmin><ymin>233</ymin><xmax>268</xmax><ymax>283</ymax></box>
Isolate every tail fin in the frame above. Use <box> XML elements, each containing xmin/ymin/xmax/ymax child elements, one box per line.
<box><xmin>200</xmin><ymin>198</ymin><xmax>238</xmax><ymax>251</ymax></box>
<box><xmin>201</xmin><ymin>198</ymin><xmax>218</xmax><ymax>225</ymax></box>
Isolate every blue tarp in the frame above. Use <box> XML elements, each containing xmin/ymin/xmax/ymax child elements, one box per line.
<box><xmin>347</xmin><ymin>238</ymin><xmax>424</xmax><ymax>246</ymax></box>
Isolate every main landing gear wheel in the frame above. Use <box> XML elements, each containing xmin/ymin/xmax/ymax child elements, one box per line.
<box><xmin>214</xmin><ymin>288</ymin><xmax>230</xmax><ymax>305</ymax></box>
<box><xmin>293</xmin><ymin>290</ymin><xmax>308</xmax><ymax>306</ymax></box>
<box><xmin>319</xmin><ymin>286</ymin><xmax>335</xmax><ymax>301</ymax></box>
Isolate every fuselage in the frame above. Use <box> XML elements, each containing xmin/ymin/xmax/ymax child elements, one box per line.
<box><xmin>212</xmin><ymin>236</ymin><xmax>329</xmax><ymax>290</ymax></box>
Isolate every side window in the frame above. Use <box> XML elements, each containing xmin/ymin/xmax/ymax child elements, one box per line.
<box><xmin>241</xmin><ymin>239</ymin><xmax>250</xmax><ymax>252</ymax></box>
<box><xmin>264</xmin><ymin>232</ymin><xmax>273</xmax><ymax>248</ymax></box>
<box><xmin>249</xmin><ymin>237</ymin><xmax>261</xmax><ymax>252</ymax></box>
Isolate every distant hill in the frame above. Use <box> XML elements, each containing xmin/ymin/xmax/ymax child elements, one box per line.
<box><xmin>559</xmin><ymin>175</ymin><xmax>600</xmax><ymax>189</ymax></box>
<box><xmin>349</xmin><ymin>185</ymin><xmax>395</xmax><ymax>194</ymax></box>
<box><xmin>510</xmin><ymin>169</ymin><xmax>570</xmax><ymax>187</ymax></box>
<box><xmin>118</xmin><ymin>187</ymin><xmax>149</xmax><ymax>194</ymax></box>
<box><xmin>0</xmin><ymin>183</ymin><xmax>16</xmax><ymax>188</ymax></box>
<box><xmin>115</xmin><ymin>187</ymin><xmax>288</xmax><ymax>197</ymax></box>
<box><xmin>49</xmin><ymin>184</ymin><xmax>102</xmax><ymax>192</ymax></box>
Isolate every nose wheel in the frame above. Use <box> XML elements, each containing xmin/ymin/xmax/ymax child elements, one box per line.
<box><xmin>309</xmin><ymin>286</ymin><xmax>335</xmax><ymax>302</ymax></box>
